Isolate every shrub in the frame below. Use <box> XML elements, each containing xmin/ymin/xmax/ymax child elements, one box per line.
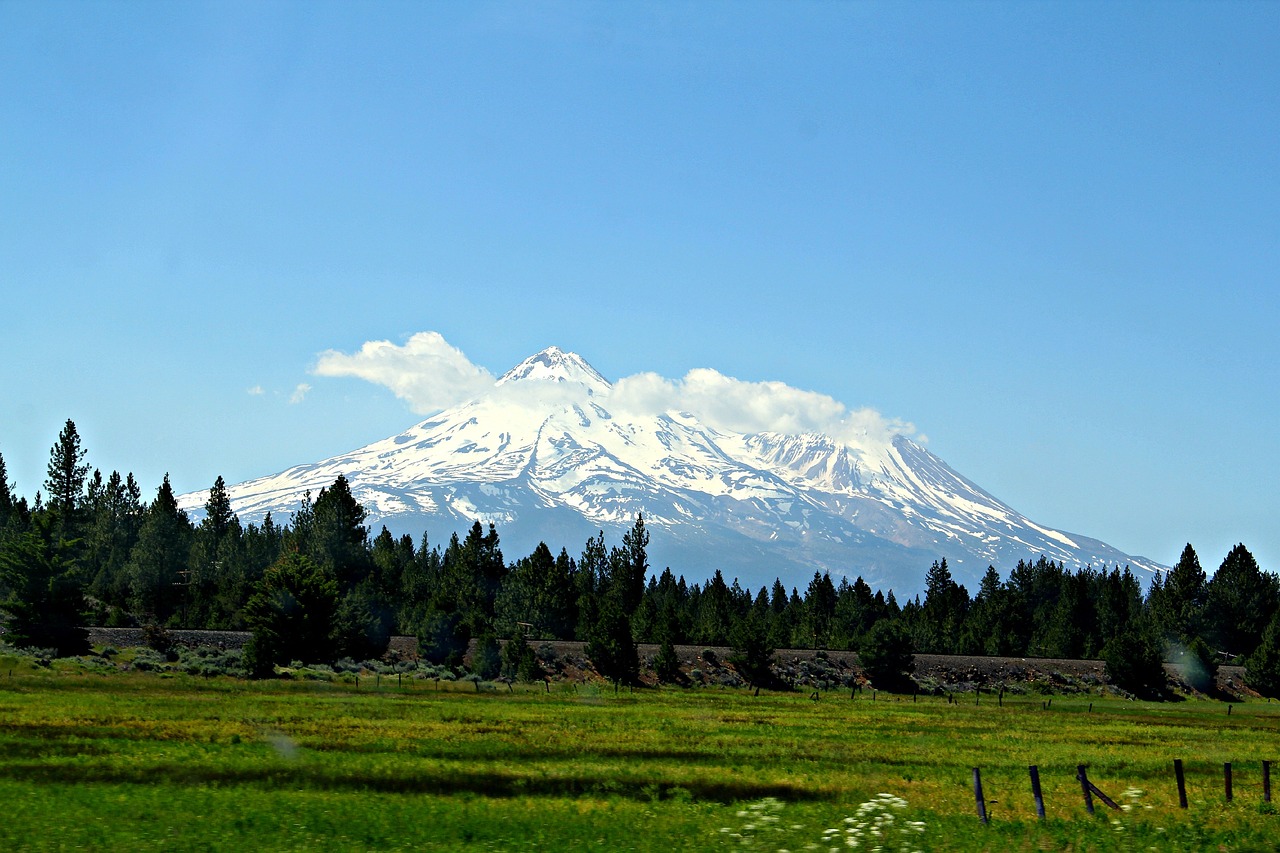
<box><xmin>1102</xmin><ymin>620</ymin><xmax>1167</xmax><ymax>697</ymax></box>
<box><xmin>858</xmin><ymin>619</ymin><xmax>915</xmax><ymax>688</ymax></box>
<box><xmin>471</xmin><ymin>632</ymin><xmax>502</xmax><ymax>680</ymax></box>
<box><xmin>501</xmin><ymin>632</ymin><xmax>541</xmax><ymax>682</ymax></box>
<box><xmin>653</xmin><ymin>637</ymin><xmax>682</xmax><ymax>683</ymax></box>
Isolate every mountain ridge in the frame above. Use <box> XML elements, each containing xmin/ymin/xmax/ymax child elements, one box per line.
<box><xmin>178</xmin><ymin>347</ymin><xmax>1164</xmax><ymax>594</ymax></box>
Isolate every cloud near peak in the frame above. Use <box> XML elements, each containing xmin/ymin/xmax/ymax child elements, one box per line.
<box><xmin>311</xmin><ymin>331</ymin><xmax>915</xmax><ymax>447</ymax></box>
<box><xmin>313</xmin><ymin>332</ymin><xmax>495</xmax><ymax>413</ymax></box>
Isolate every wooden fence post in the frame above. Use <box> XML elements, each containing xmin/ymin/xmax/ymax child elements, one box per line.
<box><xmin>1077</xmin><ymin>765</ymin><xmax>1095</xmax><ymax>814</ymax></box>
<box><xmin>1225</xmin><ymin>762</ymin><xmax>1233</xmax><ymax>802</ymax></box>
<box><xmin>1174</xmin><ymin>759</ymin><xmax>1188</xmax><ymax>809</ymax></box>
<box><xmin>1264</xmin><ymin>760</ymin><xmax>1272</xmax><ymax>804</ymax></box>
<box><xmin>1029</xmin><ymin>765</ymin><xmax>1046</xmax><ymax>820</ymax></box>
<box><xmin>973</xmin><ymin>768</ymin><xmax>989</xmax><ymax>824</ymax></box>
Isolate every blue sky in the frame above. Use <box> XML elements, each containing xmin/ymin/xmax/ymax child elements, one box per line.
<box><xmin>2</xmin><ymin>1</ymin><xmax>1276</xmax><ymax>578</ymax></box>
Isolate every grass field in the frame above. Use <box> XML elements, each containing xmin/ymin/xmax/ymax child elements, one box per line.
<box><xmin>1</xmin><ymin>654</ymin><xmax>1278</xmax><ymax>851</ymax></box>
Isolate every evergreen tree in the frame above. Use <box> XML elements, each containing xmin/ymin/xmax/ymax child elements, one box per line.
<box><xmin>918</xmin><ymin>559</ymin><xmax>969</xmax><ymax>654</ymax></box>
<box><xmin>587</xmin><ymin>594</ymin><xmax>639</xmax><ymax>690</ymax></box>
<box><xmin>334</xmin><ymin>578</ymin><xmax>394</xmax><ymax>660</ymax></box>
<box><xmin>858</xmin><ymin>619</ymin><xmax>915</xmax><ymax>688</ymax></box>
<box><xmin>124</xmin><ymin>475</ymin><xmax>192</xmax><ymax>624</ymax></box>
<box><xmin>1150</xmin><ymin>544</ymin><xmax>1208</xmax><ymax>645</ymax></box>
<box><xmin>728</xmin><ymin>608</ymin><xmax>775</xmax><ymax>688</ymax></box>
<box><xmin>306</xmin><ymin>475</ymin><xmax>372</xmax><ymax>590</ymax></box>
<box><xmin>801</xmin><ymin>571</ymin><xmax>837</xmax><ymax>649</ymax></box>
<box><xmin>613</xmin><ymin>515</ymin><xmax>649</xmax><ymax>613</ymax></box>
<box><xmin>1245</xmin><ymin>611</ymin><xmax>1280</xmax><ymax>698</ymax></box>
<box><xmin>0</xmin><ymin>450</ymin><xmax>16</xmax><ymax>533</ymax></box>
<box><xmin>1102</xmin><ymin>617</ymin><xmax>1166</xmax><ymax>697</ymax></box>
<box><xmin>574</xmin><ymin>532</ymin><xmax>608</xmax><ymax>640</ymax></box>
<box><xmin>187</xmin><ymin>475</ymin><xmax>248</xmax><ymax>628</ymax></box>
<box><xmin>242</xmin><ymin>552</ymin><xmax>339</xmax><ymax>677</ymax></box>
<box><xmin>0</xmin><ymin>512</ymin><xmax>89</xmax><ymax>655</ymax></box>
<box><xmin>1205</xmin><ymin>544</ymin><xmax>1278</xmax><ymax>658</ymax></box>
<box><xmin>693</xmin><ymin>570</ymin><xmax>734</xmax><ymax>646</ymax></box>
<box><xmin>44</xmin><ymin>419</ymin><xmax>89</xmax><ymax>534</ymax></box>
<box><xmin>471</xmin><ymin>631</ymin><xmax>502</xmax><ymax>680</ymax></box>
<box><xmin>500</xmin><ymin>630</ymin><xmax>541</xmax><ymax>682</ymax></box>
<box><xmin>653</xmin><ymin>634</ymin><xmax>682</xmax><ymax>683</ymax></box>
<box><xmin>959</xmin><ymin>566</ymin><xmax>1019</xmax><ymax>656</ymax></box>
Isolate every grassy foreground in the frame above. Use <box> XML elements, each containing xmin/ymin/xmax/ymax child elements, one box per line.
<box><xmin>0</xmin><ymin>660</ymin><xmax>1278</xmax><ymax>851</ymax></box>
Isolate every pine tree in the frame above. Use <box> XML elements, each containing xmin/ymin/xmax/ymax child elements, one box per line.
<box><xmin>44</xmin><ymin>419</ymin><xmax>89</xmax><ymax>537</ymax></box>
<box><xmin>84</xmin><ymin>470</ymin><xmax>144</xmax><ymax>617</ymax></box>
<box><xmin>1102</xmin><ymin>617</ymin><xmax>1167</xmax><ymax>697</ymax></box>
<box><xmin>187</xmin><ymin>475</ymin><xmax>247</xmax><ymax>628</ymax></box>
<box><xmin>1205</xmin><ymin>544</ymin><xmax>1278</xmax><ymax>658</ymax></box>
<box><xmin>124</xmin><ymin>475</ymin><xmax>192</xmax><ymax>624</ymax></box>
<box><xmin>613</xmin><ymin>515</ymin><xmax>649</xmax><ymax>613</ymax></box>
<box><xmin>0</xmin><ymin>450</ymin><xmax>16</xmax><ymax>532</ymax></box>
<box><xmin>728</xmin><ymin>608</ymin><xmax>775</xmax><ymax>688</ymax></box>
<box><xmin>587</xmin><ymin>594</ymin><xmax>639</xmax><ymax>691</ymax></box>
<box><xmin>0</xmin><ymin>513</ymin><xmax>89</xmax><ymax>655</ymax></box>
<box><xmin>1150</xmin><ymin>544</ymin><xmax>1208</xmax><ymax>644</ymax></box>
<box><xmin>1245</xmin><ymin>611</ymin><xmax>1280</xmax><ymax>698</ymax></box>
<box><xmin>305</xmin><ymin>475</ymin><xmax>372</xmax><ymax>589</ymax></box>
<box><xmin>858</xmin><ymin>619</ymin><xmax>915</xmax><ymax>688</ymax></box>
<box><xmin>242</xmin><ymin>552</ymin><xmax>339</xmax><ymax>676</ymax></box>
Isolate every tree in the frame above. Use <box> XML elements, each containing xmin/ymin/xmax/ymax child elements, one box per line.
<box><xmin>0</xmin><ymin>450</ymin><xmax>16</xmax><ymax>532</ymax></box>
<box><xmin>1205</xmin><ymin>544</ymin><xmax>1278</xmax><ymax>658</ymax></box>
<box><xmin>124</xmin><ymin>475</ymin><xmax>192</xmax><ymax>624</ymax></box>
<box><xmin>242</xmin><ymin>552</ymin><xmax>339</xmax><ymax>677</ymax></box>
<box><xmin>0</xmin><ymin>513</ymin><xmax>89</xmax><ymax>655</ymax></box>
<box><xmin>471</xmin><ymin>631</ymin><xmax>502</xmax><ymax>680</ymax></box>
<box><xmin>613</xmin><ymin>515</ymin><xmax>649</xmax><ymax>613</ymax></box>
<box><xmin>304</xmin><ymin>475</ymin><xmax>372</xmax><ymax>589</ymax></box>
<box><xmin>1102</xmin><ymin>618</ymin><xmax>1166</xmax><ymax>697</ymax></box>
<box><xmin>1150</xmin><ymin>544</ymin><xmax>1207</xmax><ymax>644</ymax></box>
<box><xmin>44</xmin><ymin>419</ymin><xmax>89</xmax><ymax>531</ymax></box>
<box><xmin>501</xmin><ymin>630</ymin><xmax>541</xmax><ymax>682</ymax></box>
<box><xmin>83</xmin><ymin>470</ymin><xmax>144</xmax><ymax>615</ymax></box>
<box><xmin>334</xmin><ymin>579</ymin><xmax>393</xmax><ymax>660</ymax></box>
<box><xmin>587</xmin><ymin>595</ymin><xmax>639</xmax><ymax>691</ymax></box>
<box><xmin>1245</xmin><ymin>611</ymin><xmax>1280</xmax><ymax>698</ymax></box>
<box><xmin>858</xmin><ymin>619</ymin><xmax>915</xmax><ymax>688</ymax></box>
<box><xmin>653</xmin><ymin>634</ymin><xmax>682</xmax><ymax>683</ymax></box>
<box><xmin>918</xmin><ymin>559</ymin><xmax>969</xmax><ymax>654</ymax></box>
<box><xmin>728</xmin><ymin>608</ymin><xmax>775</xmax><ymax>689</ymax></box>
<box><xmin>187</xmin><ymin>475</ymin><xmax>247</xmax><ymax>629</ymax></box>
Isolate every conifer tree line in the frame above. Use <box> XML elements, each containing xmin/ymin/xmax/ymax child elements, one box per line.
<box><xmin>3</xmin><ymin>420</ymin><xmax>1280</xmax><ymax>693</ymax></box>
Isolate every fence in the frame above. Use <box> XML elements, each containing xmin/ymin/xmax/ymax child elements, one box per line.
<box><xmin>970</xmin><ymin>759</ymin><xmax>1273</xmax><ymax>823</ymax></box>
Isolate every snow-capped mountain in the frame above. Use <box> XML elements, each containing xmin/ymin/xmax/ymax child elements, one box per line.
<box><xmin>179</xmin><ymin>347</ymin><xmax>1163</xmax><ymax>595</ymax></box>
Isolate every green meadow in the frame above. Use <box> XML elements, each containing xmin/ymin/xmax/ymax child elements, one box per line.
<box><xmin>1</xmin><ymin>656</ymin><xmax>1278</xmax><ymax>851</ymax></box>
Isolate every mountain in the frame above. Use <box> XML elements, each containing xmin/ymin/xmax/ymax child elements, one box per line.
<box><xmin>178</xmin><ymin>347</ymin><xmax>1163</xmax><ymax>595</ymax></box>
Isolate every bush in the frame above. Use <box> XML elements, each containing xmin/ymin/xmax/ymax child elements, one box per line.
<box><xmin>417</xmin><ymin>608</ymin><xmax>469</xmax><ymax>667</ymax></box>
<box><xmin>471</xmin><ymin>632</ymin><xmax>501</xmax><ymax>680</ymax></box>
<box><xmin>1102</xmin><ymin>621</ymin><xmax>1167</xmax><ymax>697</ymax></box>
<box><xmin>653</xmin><ymin>637</ymin><xmax>682</xmax><ymax>683</ymax></box>
<box><xmin>858</xmin><ymin>620</ymin><xmax>915</xmax><ymax>688</ymax></box>
<box><xmin>501</xmin><ymin>632</ymin><xmax>541</xmax><ymax>682</ymax></box>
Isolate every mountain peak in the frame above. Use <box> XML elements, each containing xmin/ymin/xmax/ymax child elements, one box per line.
<box><xmin>496</xmin><ymin>347</ymin><xmax>611</xmax><ymax>393</ymax></box>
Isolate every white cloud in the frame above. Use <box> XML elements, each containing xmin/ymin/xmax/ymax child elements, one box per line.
<box><xmin>312</xmin><ymin>331</ymin><xmax>494</xmax><ymax>414</ymax></box>
<box><xmin>247</xmin><ymin>385</ymin><xmax>265</xmax><ymax>396</ymax></box>
<box><xmin>611</xmin><ymin>368</ymin><xmax>915</xmax><ymax>449</ymax></box>
<box><xmin>289</xmin><ymin>383</ymin><xmax>311</xmax><ymax>404</ymax></box>
<box><xmin>312</xmin><ymin>330</ymin><xmax>914</xmax><ymax>449</ymax></box>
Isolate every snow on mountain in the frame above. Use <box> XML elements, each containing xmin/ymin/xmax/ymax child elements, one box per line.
<box><xmin>178</xmin><ymin>347</ymin><xmax>1164</xmax><ymax>595</ymax></box>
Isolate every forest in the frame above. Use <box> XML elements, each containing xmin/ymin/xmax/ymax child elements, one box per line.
<box><xmin>4</xmin><ymin>419</ymin><xmax>1280</xmax><ymax>694</ymax></box>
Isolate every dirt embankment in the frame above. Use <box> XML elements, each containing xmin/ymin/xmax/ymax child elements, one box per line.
<box><xmin>83</xmin><ymin>629</ymin><xmax>1250</xmax><ymax>698</ymax></box>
